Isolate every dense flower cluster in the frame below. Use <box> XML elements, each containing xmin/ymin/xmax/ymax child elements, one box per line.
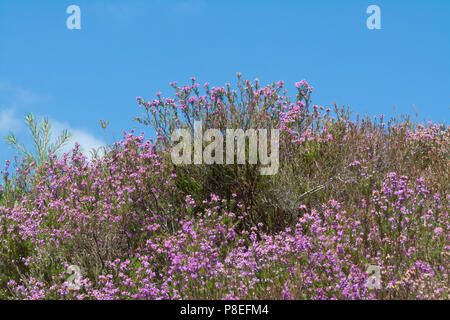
<box><xmin>0</xmin><ymin>77</ymin><xmax>448</xmax><ymax>300</ymax></box>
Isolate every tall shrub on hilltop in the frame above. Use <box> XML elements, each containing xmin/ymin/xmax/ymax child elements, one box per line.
<box><xmin>134</xmin><ymin>75</ymin><xmax>322</xmax><ymax>231</ymax></box>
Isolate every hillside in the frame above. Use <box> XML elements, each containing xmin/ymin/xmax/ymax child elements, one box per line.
<box><xmin>0</xmin><ymin>77</ymin><xmax>448</xmax><ymax>300</ymax></box>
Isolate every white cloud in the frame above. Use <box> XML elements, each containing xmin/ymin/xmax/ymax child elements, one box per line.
<box><xmin>0</xmin><ymin>82</ymin><xmax>104</xmax><ymax>160</ymax></box>
<box><xmin>0</xmin><ymin>113</ymin><xmax>105</xmax><ymax>160</ymax></box>
<box><xmin>52</xmin><ymin>120</ymin><xmax>105</xmax><ymax>158</ymax></box>
<box><xmin>0</xmin><ymin>81</ymin><xmax>43</xmax><ymax>135</ymax></box>
<box><xmin>0</xmin><ymin>107</ymin><xmax>22</xmax><ymax>135</ymax></box>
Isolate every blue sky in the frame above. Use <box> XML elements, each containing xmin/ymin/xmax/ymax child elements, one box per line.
<box><xmin>0</xmin><ymin>0</ymin><xmax>449</xmax><ymax>165</ymax></box>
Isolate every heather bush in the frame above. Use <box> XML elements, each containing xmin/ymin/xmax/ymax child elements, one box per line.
<box><xmin>0</xmin><ymin>76</ymin><xmax>448</xmax><ymax>300</ymax></box>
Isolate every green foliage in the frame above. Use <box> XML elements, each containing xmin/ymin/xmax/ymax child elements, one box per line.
<box><xmin>5</xmin><ymin>113</ymin><xmax>71</xmax><ymax>168</ymax></box>
<box><xmin>1</xmin><ymin>113</ymin><xmax>72</xmax><ymax>207</ymax></box>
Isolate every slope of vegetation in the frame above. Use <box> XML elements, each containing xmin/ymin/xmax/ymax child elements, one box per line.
<box><xmin>0</xmin><ymin>76</ymin><xmax>448</xmax><ymax>299</ymax></box>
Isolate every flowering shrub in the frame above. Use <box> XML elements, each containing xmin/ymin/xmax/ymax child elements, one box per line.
<box><xmin>0</xmin><ymin>76</ymin><xmax>448</xmax><ymax>299</ymax></box>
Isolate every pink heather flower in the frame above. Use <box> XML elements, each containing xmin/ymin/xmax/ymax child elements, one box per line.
<box><xmin>282</xmin><ymin>280</ymin><xmax>293</xmax><ymax>299</ymax></box>
<box><xmin>210</xmin><ymin>193</ymin><xmax>220</xmax><ymax>202</ymax></box>
<box><xmin>433</xmin><ymin>227</ymin><xmax>443</xmax><ymax>235</ymax></box>
<box><xmin>295</xmin><ymin>79</ymin><xmax>310</xmax><ymax>89</ymax></box>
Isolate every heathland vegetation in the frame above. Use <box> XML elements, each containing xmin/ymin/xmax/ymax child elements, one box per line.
<box><xmin>0</xmin><ymin>75</ymin><xmax>448</xmax><ymax>299</ymax></box>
